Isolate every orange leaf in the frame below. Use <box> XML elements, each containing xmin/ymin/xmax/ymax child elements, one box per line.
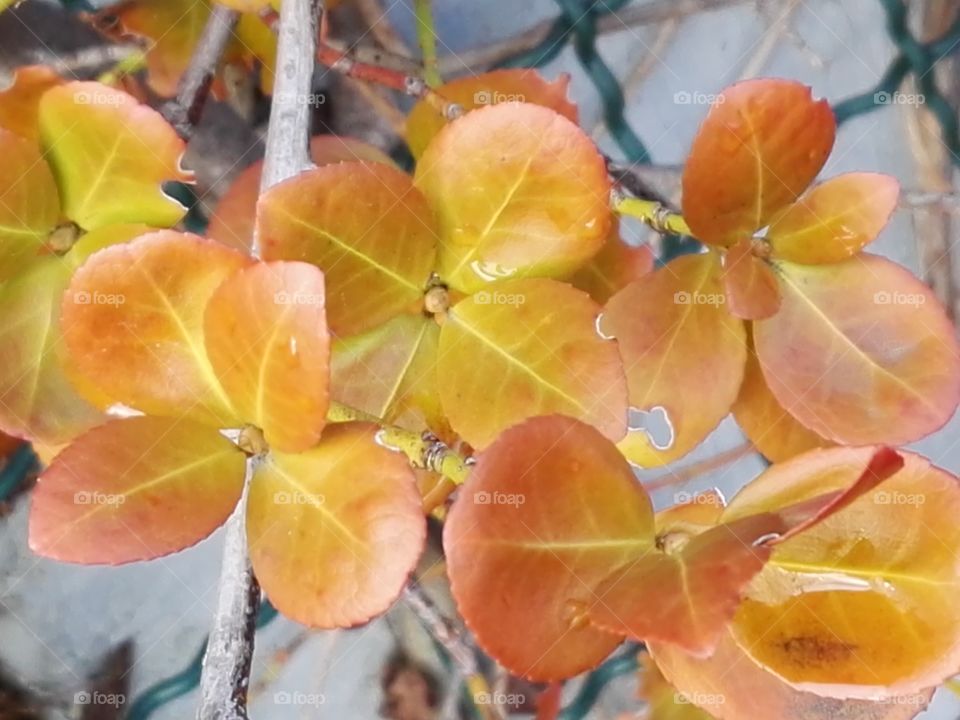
<box><xmin>731</xmin><ymin>336</ymin><xmax>830</xmax><ymax>463</ymax></box>
<box><xmin>587</xmin><ymin>447</ymin><xmax>903</xmax><ymax>656</ymax></box>
<box><xmin>681</xmin><ymin>79</ymin><xmax>835</xmax><ymax>246</ymax></box>
<box><xmin>721</xmin><ymin>239</ymin><xmax>780</xmax><ymax>320</ymax></box>
<box><xmin>767</xmin><ymin>173</ymin><xmax>899</xmax><ymax>264</ymax></box>
<box><xmin>414</xmin><ymin>103</ymin><xmax>611</xmax><ymax>293</ymax></box>
<box><xmin>0</xmin><ymin>65</ymin><xmax>63</xmax><ymax>142</ymax></box>
<box><xmin>331</xmin><ymin>312</ymin><xmax>445</xmax><ymax>435</ymax></box>
<box><xmin>721</xmin><ymin>446</ymin><xmax>960</xmax><ymax>698</ymax></box>
<box><xmin>39</xmin><ymin>82</ymin><xmax>191</xmax><ymax>230</ymax></box>
<box><xmin>405</xmin><ymin>69</ymin><xmax>578</xmax><ymax>159</ymax></box>
<box><xmin>208</xmin><ymin>135</ymin><xmax>394</xmax><ymax>252</ymax></box>
<box><xmin>0</xmin><ymin>128</ymin><xmax>59</xmax><ymax>280</ymax></box>
<box><xmin>257</xmin><ymin>162</ymin><xmax>437</xmax><ymax>337</ymax></box>
<box><xmin>443</xmin><ymin>415</ymin><xmax>655</xmax><ymax>680</ymax></box>
<box><xmin>570</xmin><ymin>224</ymin><xmax>655</xmax><ymax>303</ymax></box>
<box><xmin>29</xmin><ymin>416</ymin><xmax>246</xmax><ymax>564</ymax></box>
<box><xmin>587</xmin><ymin>513</ymin><xmax>783</xmax><ymax>655</ymax></box>
<box><xmin>62</xmin><ymin>231</ymin><xmax>252</xmax><ymax>425</ymax></box>
<box><xmin>754</xmin><ymin>254</ymin><xmax>960</xmax><ymax>445</ymax></box>
<box><xmin>247</xmin><ymin>422</ymin><xmax>426</xmax><ymax>627</ymax></box>
<box><xmin>203</xmin><ymin>262</ymin><xmax>330</xmax><ymax>453</ymax></box>
<box><xmin>650</xmin><ymin>629</ymin><xmax>931</xmax><ymax>720</ymax></box>
<box><xmin>438</xmin><ymin>279</ymin><xmax>627</xmax><ymax>449</ymax></box>
<box><xmin>603</xmin><ymin>253</ymin><xmax>746</xmax><ymax>467</ymax></box>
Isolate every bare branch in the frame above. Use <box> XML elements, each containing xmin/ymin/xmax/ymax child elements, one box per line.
<box><xmin>195</xmin><ymin>469</ymin><xmax>261</xmax><ymax>720</ymax></box>
<box><xmin>162</xmin><ymin>5</ymin><xmax>239</xmax><ymax>140</ymax></box>
<box><xmin>197</xmin><ymin>3</ymin><xmax>321</xmax><ymax>718</ymax></box>
<box><xmin>259</xmin><ymin>0</ymin><xmax>321</xmax><ymax>196</ymax></box>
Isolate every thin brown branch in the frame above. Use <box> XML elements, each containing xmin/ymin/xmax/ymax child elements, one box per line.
<box><xmin>162</xmin><ymin>5</ymin><xmax>239</xmax><ymax>140</ymax></box>
<box><xmin>644</xmin><ymin>441</ymin><xmax>756</xmax><ymax>493</ymax></box>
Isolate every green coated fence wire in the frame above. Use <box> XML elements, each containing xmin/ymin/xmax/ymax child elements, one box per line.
<box><xmin>833</xmin><ymin>0</ymin><xmax>960</xmax><ymax>166</ymax></box>
<box><xmin>498</xmin><ymin>0</ymin><xmax>650</xmax><ymax>164</ymax></box>
<box><xmin>559</xmin><ymin>643</ymin><xmax>641</xmax><ymax>720</ymax></box>
<box><xmin>0</xmin><ymin>444</ymin><xmax>38</xmax><ymax>503</ymax></box>
<box><xmin>125</xmin><ymin>600</ymin><xmax>278</xmax><ymax>720</ymax></box>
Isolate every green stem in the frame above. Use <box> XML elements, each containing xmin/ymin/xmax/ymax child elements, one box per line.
<box><xmin>327</xmin><ymin>401</ymin><xmax>471</xmax><ymax>484</ymax></box>
<box><xmin>613</xmin><ymin>196</ymin><xmax>692</xmax><ymax>236</ymax></box>
<box><xmin>414</xmin><ymin>0</ymin><xmax>442</xmax><ymax>87</ymax></box>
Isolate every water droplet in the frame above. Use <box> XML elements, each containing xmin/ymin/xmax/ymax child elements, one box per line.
<box><xmin>562</xmin><ymin>599</ymin><xmax>590</xmax><ymax>630</ymax></box>
<box><xmin>374</xmin><ymin>429</ymin><xmax>403</xmax><ymax>453</ymax></box>
<box><xmin>288</xmin><ymin>336</ymin><xmax>298</xmax><ymax>356</ymax></box>
<box><xmin>626</xmin><ymin>406</ymin><xmax>675</xmax><ymax>450</ymax></box>
<box><xmin>105</xmin><ymin>403</ymin><xmax>144</xmax><ymax>419</ymax></box>
<box><xmin>470</xmin><ymin>260</ymin><xmax>516</xmax><ymax>282</ymax></box>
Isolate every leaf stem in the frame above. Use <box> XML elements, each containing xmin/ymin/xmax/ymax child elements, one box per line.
<box><xmin>413</xmin><ymin>0</ymin><xmax>442</xmax><ymax>87</ymax></box>
<box><xmin>327</xmin><ymin>401</ymin><xmax>471</xmax><ymax>485</ymax></box>
<box><xmin>613</xmin><ymin>195</ymin><xmax>692</xmax><ymax>236</ymax></box>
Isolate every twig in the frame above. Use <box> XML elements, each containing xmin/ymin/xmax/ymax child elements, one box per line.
<box><xmin>605</xmin><ymin>157</ymin><xmax>676</xmax><ymax>208</ymax></box>
<box><xmin>195</xmin><ymin>468</ymin><xmax>261</xmax><ymax>720</ymax></box>
<box><xmin>438</xmin><ymin>0</ymin><xmax>749</xmax><ymax>72</ymax></box>
<box><xmin>317</xmin><ymin>14</ymin><xmax>462</xmax><ymax>119</ymax></box>
<box><xmin>196</xmin><ymin>3</ymin><xmax>321</xmax><ymax>719</ymax></box>
<box><xmin>612</xmin><ymin>193</ymin><xmax>691</xmax><ymax>235</ymax></box>
<box><xmin>403</xmin><ymin>582</ymin><xmax>498</xmax><ymax>719</ymax></box>
<box><xmin>414</xmin><ymin>0</ymin><xmax>442</xmax><ymax>87</ymax></box>
<box><xmin>644</xmin><ymin>440</ymin><xmax>756</xmax><ymax>492</ymax></box>
<box><xmin>162</xmin><ymin>5</ymin><xmax>239</xmax><ymax>140</ymax></box>
<box><xmin>327</xmin><ymin>401</ymin><xmax>471</xmax><ymax>484</ymax></box>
